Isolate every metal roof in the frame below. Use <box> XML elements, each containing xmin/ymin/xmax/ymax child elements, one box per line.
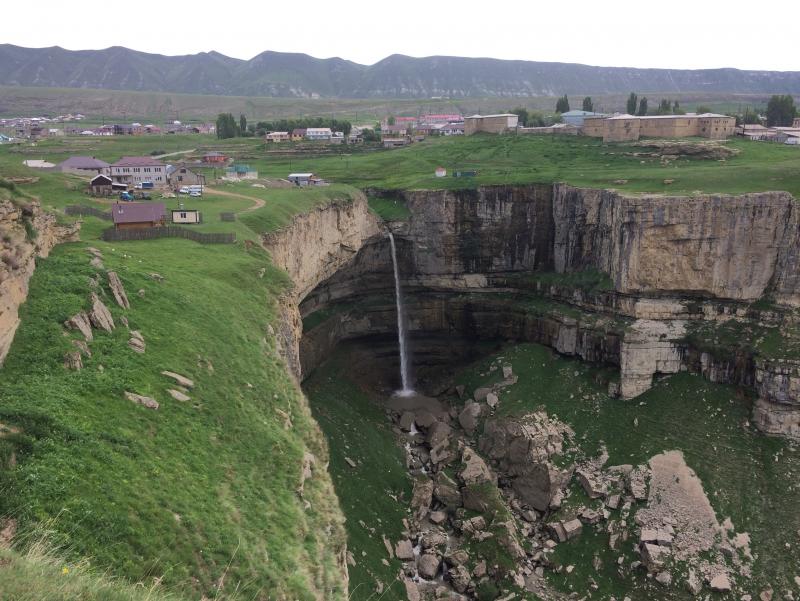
<box><xmin>111</xmin><ymin>156</ymin><xmax>165</xmax><ymax>168</ymax></box>
<box><xmin>57</xmin><ymin>156</ymin><xmax>110</xmax><ymax>169</ymax></box>
<box><xmin>111</xmin><ymin>202</ymin><xmax>166</xmax><ymax>224</ymax></box>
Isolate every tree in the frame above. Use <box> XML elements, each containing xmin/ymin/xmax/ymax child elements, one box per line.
<box><xmin>673</xmin><ymin>100</ymin><xmax>681</xmax><ymax>113</ymax></box>
<box><xmin>656</xmin><ymin>99</ymin><xmax>672</xmax><ymax>115</ymax></box>
<box><xmin>555</xmin><ymin>95</ymin><xmax>570</xmax><ymax>113</ymax></box>
<box><xmin>637</xmin><ymin>97</ymin><xmax>648</xmax><ymax>116</ymax></box>
<box><xmin>239</xmin><ymin>114</ymin><xmax>247</xmax><ymax>134</ymax></box>
<box><xmin>387</xmin><ymin>115</ymin><xmax>396</xmax><ymax>126</ymax></box>
<box><xmin>582</xmin><ymin>97</ymin><xmax>593</xmax><ymax>112</ymax></box>
<box><xmin>695</xmin><ymin>105</ymin><xmax>712</xmax><ymax>114</ymax></box>
<box><xmin>626</xmin><ymin>92</ymin><xmax>638</xmax><ymax>115</ymax></box>
<box><xmin>510</xmin><ymin>107</ymin><xmax>529</xmax><ymax>126</ymax></box>
<box><xmin>216</xmin><ymin>113</ymin><xmax>238</xmax><ymax>139</ymax></box>
<box><xmin>361</xmin><ymin>128</ymin><xmax>379</xmax><ymax>143</ymax></box>
<box><xmin>766</xmin><ymin>94</ymin><xmax>797</xmax><ymax>126</ymax></box>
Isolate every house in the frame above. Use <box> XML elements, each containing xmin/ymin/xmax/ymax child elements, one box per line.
<box><xmin>88</xmin><ymin>174</ymin><xmax>113</xmax><ymax>196</ymax></box>
<box><xmin>420</xmin><ymin>114</ymin><xmax>463</xmax><ymax>126</ymax></box>
<box><xmin>56</xmin><ymin>156</ymin><xmax>110</xmax><ymax>175</ymax></box>
<box><xmin>561</xmin><ymin>110</ymin><xmax>607</xmax><ymax>127</ymax></box>
<box><xmin>381</xmin><ymin>124</ymin><xmax>408</xmax><ymax>138</ymax></box>
<box><xmin>439</xmin><ymin>122</ymin><xmax>465</xmax><ymax>136</ymax></box>
<box><xmin>464</xmin><ymin>114</ymin><xmax>519</xmax><ymax>135</ymax></box>
<box><xmin>109</xmin><ymin>157</ymin><xmax>168</xmax><ymax>186</ymax></box>
<box><xmin>167</xmin><ymin>164</ymin><xmax>206</xmax><ymax>188</ymax></box>
<box><xmin>111</xmin><ymin>202</ymin><xmax>166</xmax><ymax>229</ymax></box>
<box><xmin>291</xmin><ymin>128</ymin><xmax>307</xmax><ymax>142</ymax></box>
<box><xmin>224</xmin><ymin>164</ymin><xmax>258</xmax><ymax>180</ymax></box>
<box><xmin>203</xmin><ymin>151</ymin><xmax>227</xmax><ymax>164</ymax></box>
<box><xmin>265</xmin><ymin>131</ymin><xmax>290</xmax><ymax>143</ymax></box>
<box><xmin>171</xmin><ymin>209</ymin><xmax>202</xmax><ymax>224</ymax></box>
<box><xmin>383</xmin><ymin>138</ymin><xmax>410</xmax><ymax>148</ymax></box>
<box><xmin>288</xmin><ymin>173</ymin><xmax>315</xmax><ymax>186</ymax></box>
<box><xmin>306</xmin><ymin>127</ymin><xmax>332</xmax><ymax>141</ymax></box>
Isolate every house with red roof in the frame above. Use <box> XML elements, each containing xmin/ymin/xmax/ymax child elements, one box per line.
<box><xmin>111</xmin><ymin>202</ymin><xmax>166</xmax><ymax>229</ymax></box>
<box><xmin>109</xmin><ymin>157</ymin><xmax>167</xmax><ymax>187</ymax></box>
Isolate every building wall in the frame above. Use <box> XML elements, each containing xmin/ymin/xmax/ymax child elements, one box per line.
<box><xmin>170</xmin><ymin>168</ymin><xmax>205</xmax><ymax>187</ymax></box>
<box><xmin>604</xmin><ymin>118</ymin><xmax>640</xmax><ymax>142</ymax></box>
<box><xmin>582</xmin><ymin>118</ymin><xmax>607</xmax><ymax>138</ymax></box>
<box><xmin>110</xmin><ymin>165</ymin><xmax>167</xmax><ymax>186</ymax></box>
<box><xmin>698</xmin><ymin>116</ymin><xmax>736</xmax><ymax>139</ymax></box>
<box><xmin>465</xmin><ymin>115</ymin><xmax>518</xmax><ymax>135</ymax></box>
<box><xmin>172</xmin><ymin>211</ymin><xmax>201</xmax><ymax>224</ymax></box>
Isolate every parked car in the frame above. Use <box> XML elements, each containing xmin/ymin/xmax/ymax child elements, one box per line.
<box><xmin>189</xmin><ymin>190</ymin><xmax>202</xmax><ymax>197</ymax></box>
<box><xmin>179</xmin><ymin>186</ymin><xmax>190</xmax><ymax>194</ymax></box>
<box><xmin>119</xmin><ymin>192</ymin><xmax>134</xmax><ymax>201</ymax></box>
<box><xmin>134</xmin><ymin>182</ymin><xmax>154</xmax><ymax>189</ymax></box>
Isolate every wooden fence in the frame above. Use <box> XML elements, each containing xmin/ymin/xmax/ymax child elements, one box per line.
<box><xmin>65</xmin><ymin>205</ymin><xmax>112</xmax><ymax>220</ymax></box>
<box><xmin>101</xmin><ymin>226</ymin><xmax>235</xmax><ymax>244</ymax></box>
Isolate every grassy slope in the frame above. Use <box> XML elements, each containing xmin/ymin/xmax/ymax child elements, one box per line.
<box><xmin>303</xmin><ymin>352</ymin><xmax>411</xmax><ymax>601</ymax></box>
<box><xmin>452</xmin><ymin>343</ymin><xmax>800</xmax><ymax>599</ymax></box>
<box><xmin>0</xmin><ymin>139</ymin><xmax>363</xmax><ymax>598</ymax></box>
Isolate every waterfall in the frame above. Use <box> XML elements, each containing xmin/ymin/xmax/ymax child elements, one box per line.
<box><xmin>388</xmin><ymin>232</ymin><xmax>414</xmax><ymax>396</ymax></box>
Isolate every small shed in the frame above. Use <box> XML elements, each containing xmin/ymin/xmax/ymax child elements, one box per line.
<box><xmin>288</xmin><ymin>173</ymin><xmax>315</xmax><ymax>186</ymax></box>
<box><xmin>171</xmin><ymin>209</ymin><xmax>202</xmax><ymax>224</ymax></box>
<box><xmin>88</xmin><ymin>174</ymin><xmax>113</xmax><ymax>196</ymax></box>
<box><xmin>111</xmin><ymin>202</ymin><xmax>166</xmax><ymax>229</ymax></box>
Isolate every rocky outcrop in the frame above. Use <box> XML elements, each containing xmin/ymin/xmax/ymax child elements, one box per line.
<box><xmin>552</xmin><ymin>184</ymin><xmax>800</xmax><ymax>304</ymax></box>
<box><xmin>0</xmin><ymin>199</ymin><xmax>79</xmax><ymax>365</ymax></box>
<box><xmin>261</xmin><ymin>193</ymin><xmax>381</xmax><ymax>302</ymax></box>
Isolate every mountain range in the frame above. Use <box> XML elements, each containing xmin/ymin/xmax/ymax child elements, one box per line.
<box><xmin>2</xmin><ymin>44</ymin><xmax>800</xmax><ymax>99</ymax></box>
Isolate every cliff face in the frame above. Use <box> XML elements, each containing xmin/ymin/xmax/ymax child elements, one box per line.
<box><xmin>261</xmin><ymin>193</ymin><xmax>381</xmax><ymax>303</ymax></box>
<box><xmin>267</xmin><ymin>184</ymin><xmax>800</xmax><ymax>440</ymax></box>
<box><xmin>553</xmin><ymin>184</ymin><xmax>800</xmax><ymax>304</ymax></box>
<box><xmin>0</xmin><ymin>199</ymin><xmax>79</xmax><ymax>364</ymax></box>
<box><xmin>261</xmin><ymin>193</ymin><xmax>380</xmax><ymax>379</ymax></box>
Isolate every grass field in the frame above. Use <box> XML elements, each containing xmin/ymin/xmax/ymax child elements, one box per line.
<box><xmin>0</xmin><ymin>153</ymin><xmax>361</xmax><ymax>598</ymax></box>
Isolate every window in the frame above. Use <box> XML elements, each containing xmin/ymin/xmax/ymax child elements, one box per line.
<box><xmin>180</xmin><ymin>212</ymin><xmax>187</xmax><ymax>218</ymax></box>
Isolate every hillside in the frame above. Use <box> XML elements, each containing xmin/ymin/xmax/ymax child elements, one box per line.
<box><xmin>3</xmin><ymin>44</ymin><xmax>800</xmax><ymax>98</ymax></box>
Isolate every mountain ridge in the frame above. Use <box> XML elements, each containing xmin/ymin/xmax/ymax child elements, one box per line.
<box><xmin>2</xmin><ymin>44</ymin><xmax>800</xmax><ymax>98</ymax></box>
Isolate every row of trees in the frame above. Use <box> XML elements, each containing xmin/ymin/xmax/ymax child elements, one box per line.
<box><xmin>253</xmin><ymin>117</ymin><xmax>352</xmax><ymax>137</ymax></box>
<box><xmin>216</xmin><ymin>113</ymin><xmax>249</xmax><ymax>139</ymax></box>
<box><xmin>554</xmin><ymin>96</ymin><xmax>595</xmax><ymax>113</ymax></box>
<box><xmin>766</xmin><ymin>95</ymin><xmax>797</xmax><ymax>126</ymax></box>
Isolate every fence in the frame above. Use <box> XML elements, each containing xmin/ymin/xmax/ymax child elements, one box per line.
<box><xmin>65</xmin><ymin>205</ymin><xmax>112</xmax><ymax>220</ymax></box>
<box><xmin>101</xmin><ymin>226</ymin><xmax>236</xmax><ymax>244</ymax></box>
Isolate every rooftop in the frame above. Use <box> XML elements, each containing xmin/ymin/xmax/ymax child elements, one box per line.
<box><xmin>57</xmin><ymin>156</ymin><xmax>110</xmax><ymax>170</ymax></box>
<box><xmin>111</xmin><ymin>202</ymin><xmax>166</xmax><ymax>224</ymax></box>
<box><xmin>111</xmin><ymin>156</ymin><xmax>166</xmax><ymax>168</ymax></box>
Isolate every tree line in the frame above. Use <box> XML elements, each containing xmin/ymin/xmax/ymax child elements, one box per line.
<box><xmin>253</xmin><ymin>117</ymin><xmax>352</xmax><ymax>137</ymax></box>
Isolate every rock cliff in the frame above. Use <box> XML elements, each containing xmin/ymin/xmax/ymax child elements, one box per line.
<box><xmin>0</xmin><ymin>199</ymin><xmax>79</xmax><ymax>364</ymax></box>
<box><xmin>266</xmin><ymin>184</ymin><xmax>800</xmax><ymax>439</ymax></box>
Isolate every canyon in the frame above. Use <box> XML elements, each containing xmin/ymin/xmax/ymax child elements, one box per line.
<box><xmin>263</xmin><ymin>184</ymin><xmax>800</xmax><ymax>440</ymax></box>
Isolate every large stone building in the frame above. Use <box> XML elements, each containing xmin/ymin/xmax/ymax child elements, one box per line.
<box><xmin>582</xmin><ymin>113</ymin><xmax>735</xmax><ymax>142</ymax></box>
<box><xmin>465</xmin><ymin>114</ymin><xmax>519</xmax><ymax>135</ymax></box>
<box><xmin>109</xmin><ymin>157</ymin><xmax>168</xmax><ymax>186</ymax></box>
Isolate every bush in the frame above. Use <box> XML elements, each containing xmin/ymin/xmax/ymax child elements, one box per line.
<box><xmin>150</xmin><ymin>149</ymin><xmax>166</xmax><ymax>156</ymax></box>
<box><xmin>0</xmin><ymin>179</ymin><xmax>16</xmax><ymax>192</ymax></box>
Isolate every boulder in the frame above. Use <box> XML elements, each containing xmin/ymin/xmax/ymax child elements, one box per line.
<box><xmin>427</xmin><ymin>421</ymin><xmax>451</xmax><ymax>447</ymax></box>
<box><xmin>107</xmin><ymin>271</ymin><xmax>130</xmax><ymax>309</ymax></box>
<box><xmin>128</xmin><ymin>331</ymin><xmax>146</xmax><ymax>354</ymax></box>
<box><xmin>512</xmin><ymin>462</ymin><xmax>563</xmax><ymax>511</ymax></box>
<box><xmin>628</xmin><ymin>465</ymin><xmax>649</xmax><ymax>500</ymax></box>
<box><xmin>90</xmin><ymin>256</ymin><xmax>104</xmax><ymax>269</ymax></box>
<box><xmin>656</xmin><ymin>571</ymin><xmax>672</xmax><ymax>586</ymax></box>
<box><xmin>414</xmin><ymin>409</ymin><xmax>437</xmax><ymax>429</ymax></box>
<box><xmin>449</xmin><ymin>564</ymin><xmax>471</xmax><ymax>593</ymax></box>
<box><xmin>161</xmin><ymin>371</ymin><xmax>195</xmax><ymax>388</ymax></box>
<box><xmin>411</xmin><ymin>478</ymin><xmax>434</xmax><ymax>520</ymax></box>
<box><xmin>459</xmin><ymin>447</ymin><xmax>494</xmax><ymax>486</ymax></box>
<box><xmin>168</xmin><ymin>389</ymin><xmax>190</xmax><ymax>402</ymax></box>
<box><xmin>576</xmin><ymin>468</ymin><xmax>606</xmax><ymax>499</ymax></box>
<box><xmin>433</xmin><ymin>472</ymin><xmax>462</xmax><ymax>509</ymax></box>
<box><xmin>462</xmin><ymin>486</ymin><xmax>492</xmax><ymax>513</ymax></box>
<box><xmin>429</xmin><ymin>511</ymin><xmax>447</xmax><ymax>525</ymax></box>
<box><xmin>473</xmin><ymin>560</ymin><xmax>487</xmax><ymax>578</ymax></box>
<box><xmin>72</xmin><ymin>339</ymin><xmax>91</xmax><ymax>357</ymax></box>
<box><xmin>402</xmin><ymin>578</ymin><xmax>420</xmax><ymax>601</ymax></box>
<box><xmin>63</xmin><ymin>350</ymin><xmax>82</xmax><ymax>370</ymax></box>
<box><xmin>461</xmin><ymin>516</ymin><xmax>486</xmax><ymax>535</ymax></box>
<box><xmin>395</xmin><ymin>539</ymin><xmax>414</xmax><ymax>561</ymax></box>
<box><xmin>88</xmin><ymin>293</ymin><xmax>114</xmax><ymax>332</ymax></box>
<box><xmin>124</xmin><ymin>391</ymin><xmax>159</xmax><ymax>410</ymax></box>
<box><xmin>455</xmin><ymin>385</ymin><xmax>465</xmax><ymax>399</ymax></box>
<box><xmin>486</xmin><ymin>392</ymin><xmax>499</xmax><ymax>409</ymax></box>
<box><xmin>563</xmin><ymin>519</ymin><xmax>583</xmax><ymax>540</ymax></box>
<box><xmin>473</xmin><ymin>387</ymin><xmax>492</xmax><ymax>402</ymax></box>
<box><xmin>444</xmin><ymin>549</ymin><xmax>469</xmax><ymax>566</ymax></box>
<box><xmin>399</xmin><ymin>411</ymin><xmax>416</xmax><ymax>432</ymax></box>
<box><xmin>709</xmin><ymin>574</ymin><xmax>732</xmax><ymax>592</ymax></box>
<box><xmin>458</xmin><ymin>401</ymin><xmax>482</xmax><ymax>433</ymax></box>
<box><xmin>65</xmin><ymin>312</ymin><xmax>93</xmax><ymax>342</ymax></box>
<box><xmin>548</xmin><ymin>521</ymin><xmax>568</xmax><ymax>543</ymax></box>
<box><xmin>502</xmin><ymin>365</ymin><xmax>513</xmax><ymax>379</ymax></box>
<box><xmin>686</xmin><ymin>569</ymin><xmax>703</xmax><ymax>596</ymax></box>
<box><xmin>418</xmin><ymin>553</ymin><xmax>440</xmax><ymax>580</ymax></box>
<box><xmin>640</xmin><ymin>542</ymin><xmax>669</xmax><ymax>570</ymax></box>
<box><xmin>421</xmin><ymin>530</ymin><xmax>448</xmax><ymax>551</ymax></box>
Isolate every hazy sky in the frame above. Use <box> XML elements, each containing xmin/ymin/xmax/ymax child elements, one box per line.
<box><xmin>4</xmin><ymin>0</ymin><xmax>797</xmax><ymax>71</ymax></box>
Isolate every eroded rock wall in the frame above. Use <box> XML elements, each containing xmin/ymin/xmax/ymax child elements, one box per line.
<box><xmin>553</xmin><ymin>184</ymin><xmax>800</xmax><ymax>304</ymax></box>
<box><xmin>0</xmin><ymin>200</ymin><xmax>79</xmax><ymax>364</ymax></box>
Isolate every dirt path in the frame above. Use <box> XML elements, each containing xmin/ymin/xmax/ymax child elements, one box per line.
<box><xmin>205</xmin><ymin>186</ymin><xmax>265</xmax><ymax>212</ymax></box>
<box><xmin>153</xmin><ymin>148</ymin><xmax>197</xmax><ymax>159</ymax></box>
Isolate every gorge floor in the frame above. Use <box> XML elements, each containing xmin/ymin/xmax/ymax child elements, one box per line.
<box><xmin>304</xmin><ymin>340</ymin><xmax>800</xmax><ymax>601</ymax></box>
